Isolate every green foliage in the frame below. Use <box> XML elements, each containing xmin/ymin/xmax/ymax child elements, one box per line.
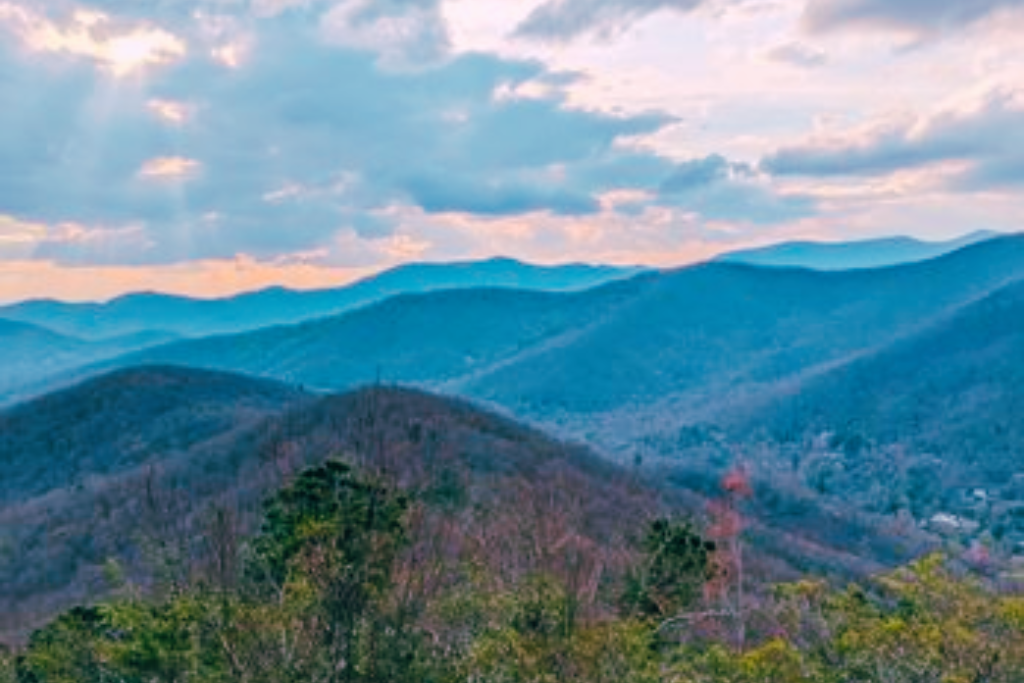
<box><xmin>16</xmin><ymin>607</ymin><xmax>107</xmax><ymax>683</ymax></box>
<box><xmin>251</xmin><ymin>459</ymin><xmax>407</xmax><ymax>589</ymax></box>
<box><xmin>463</xmin><ymin>575</ymin><xmax>660</xmax><ymax>683</ymax></box>
<box><xmin>669</xmin><ymin>639</ymin><xmax>817</xmax><ymax>683</ymax></box>
<box><xmin>15</xmin><ymin>454</ymin><xmax>1024</xmax><ymax>683</ymax></box>
<box><xmin>623</xmin><ymin>519</ymin><xmax>716</xmax><ymax>617</ymax></box>
<box><xmin>0</xmin><ymin>647</ymin><xmax>14</xmax><ymax>683</ymax></box>
<box><xmin>822</xmin><ymin>554</ymin><xmax>1024</xmax><ymax>682</ymax></box>
<box><xmin>247</xmin><ymin>459</ymin><xmax>413</xmax><ymax>682</ymax></box>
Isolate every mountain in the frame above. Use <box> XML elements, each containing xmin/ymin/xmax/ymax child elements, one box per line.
<box><xmin>77</xmin><ymin>280</ymin><xmax>650</xmax><ymax>390</ymax></box>
<box><xmin>0</xmin><ymin>258</ymin><xmax>644</xmax><ymax>339</ymax></box>
<box><xmin>68</xmin><ymin>234</ymin><xmax>1024</xmax><ymax>430</ymax></box>
<box><xmin>0</xmin><ymin>366</ymin><xmax>308</xmax><ymax>505</ymax></box>
<box><xmin>715</xmin><ymin>230</ymin><xmax>1001</xmax><ymax>271</ymax></box>
<box><xmin>733</xmin><ymin>278</ymin><xmax>1024</xmax><ymax>478</ymax></box>
<box><xmin>15</xmin><ymin>234</ymin><xmax>1016</xmax><ymax>539</ymax></box>
<box><xmin>6</xmin><ymin>236</ymin><xmax>1024</xmax><ymax>511</ymax></box>
<box><xmin>460</xmin><ymin>234</ymin><xmax>1024</xmax><ymax>425</ymax></box>
<box><xmin>0</xmin><ymin>320</ymin><xmax>178</xmax><ymax>397</ymax></box>
<box><xmin>0</xmin><ymin>370</ymin><xmax>653</xmax><ymax>636</ymax></box>
<box><xmin>0</xmin><ymin>368</ymin><xmax>933</xmax><ymax>640</ymax></box>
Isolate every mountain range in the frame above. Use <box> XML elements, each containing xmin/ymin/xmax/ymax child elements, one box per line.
<box><xmin>716</xmin><ymin>230</ymin><xmax>1000</xmax><ymax>271</ymax></box>
<box><xmin>2</xmin><ymin>231</ymin><xmax>1001</xmax><ymax>343</ymax></box>
<box><xmin>5</xmin><ymin>230</ymin><xmax>1021</xmax><ymax>639</ymax></box>
<box><xmin>43</xmin><ymin>234</ymin><xmax>1024</xmax><ymax>443</ymax></box>
<box><xmin>0</xmin><ymin>258</ymin><xmax>643</xmax><ymax>339</ymax></box>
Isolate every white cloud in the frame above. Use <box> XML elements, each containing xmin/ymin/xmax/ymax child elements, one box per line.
<box><xmin>138</xmin><ymin>157</ymin><xmax>203</xmax><ymax>181</ymax></box>
<box><xmin>0</xmin><ymin>3</ymin><xmax>186</xmax><ymax>77</ymax></box>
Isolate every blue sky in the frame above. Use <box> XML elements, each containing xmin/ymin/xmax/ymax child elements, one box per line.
<box><xmin>0</xmin><ymin>0</ymin><xmax>1022</xmax><ymax>301</ymax></box>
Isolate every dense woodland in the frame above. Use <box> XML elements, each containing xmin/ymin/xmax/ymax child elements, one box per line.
<box><xmin>3</xmin><ymin>454</ymin><xmax>1024</xmax><ymax>682</ymax></box>
<box><xmin>3</xmin><ymin>380</ymin><xmax>1024</xmax><ymax>681</ymax></box>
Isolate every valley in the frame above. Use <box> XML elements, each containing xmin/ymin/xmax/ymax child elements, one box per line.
<box><xmin>3</xmin><ymin>234</ymin><xmax>1024</xmax><ymax>646</ymax></box>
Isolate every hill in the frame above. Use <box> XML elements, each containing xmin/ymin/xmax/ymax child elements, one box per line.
<box><xmin>21</xmin><ymin>274</ymin><xmax>655</xmax><ymax>401</ymax></box>
<box><xmin>0</xmin><ymin>320</ymin><xmax>178</xmax><ymax>398</ymax></box>
<box><xmin>12</xmin><ymin>236</ymin><xmax>1013</xmax><ymax>560</ymax></box>
<box><xmin>0</xmin><ymin>370</ymin><xmax>655</xmax><ymax>638</ymax></box>
<box><xmin>0</xmin><ymin>366</ymin><xmax>308</xmax><ymax>505</ymax></box>
<box><xmin>0</xmin><ymin>258</ymin><xmax>643</xmax><ymax>339</ymax></box>
<box><xmin>720</xmin><ymin>279</ymin><xmax>1024</xmax><ymax>508</ymax></box>
<box><xmin>715</xmin><ymin>230</ymin><xmax>1001</xmax><ymax>270</ymax></box>
<box><xmin>0</xmin><ymin>368</ymin><xmax>933</xmax><ymax>640</ymax></box>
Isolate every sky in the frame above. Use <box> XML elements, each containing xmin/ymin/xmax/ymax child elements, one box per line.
<box><xmin>1</xmin><ymin>0</ymin><xmax>1023</xmax><ymax>302</ymax></box>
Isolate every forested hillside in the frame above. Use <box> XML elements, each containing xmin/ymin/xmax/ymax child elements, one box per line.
<box><xmin>0</xmin><ymin>371</ymin><xmax>659</xmax><ymax>640</ymax></box>
<box><xmin>0</xmin><ymin>369</ymin><xmax>936</xmax><ymax>645</ymax></box>
<box><xmin>3</xmin><ymin>235</ymin><xmax>1024</xmax><ymax>679</ymax></box>
<box><xmin>4</xmin><ymin>238</ymin><xmax>1021</xmax><ymax>575</ymax></box>
<box><xmin>3</xmin><ymin>427</ymin><xmax>1022</xmax><ymax>682</ymax></box>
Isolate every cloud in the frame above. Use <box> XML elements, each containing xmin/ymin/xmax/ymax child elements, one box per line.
<box><xmin>146</xmin><ymin>98</ymin><xmax>192</xmax><ymax>124</ymax></box>
<box><xmin>514</xmin><ymin>0</ymin><xmax>706</xmax><ymax>43</ymax></box>
<box><xmin>319</xmin><ymin>0</ymin><xmax>451</xmax><ymax>66</ymax></box>
<box><xmin>0</xmin><ymin>215</ymin><xmax>48</xmax><ymax>260</ymax></box>
<box><xmin>762</xmin><ymin>88</ymin><xmax>1024</xmax><ymax>188</ymax></box>
<box><xmin>653</xmin><ymin>155</ymin><xmax>816</xmax><ymax>224</ymax></box>
<box><xmin>138</xmin><ymin>156</ymin><xmax>202</xmax><ymax>180</ymax></box>
<box><xmin>14</xmin><ymin>0</ymin><xmax>452</xmax><ymax>67</ymax></box>
<box><xmin>0</xmin><ymin>3</ymin><xmax>186</xmax><ymax>77</ymax></box>
<box><xmin>660</xmin><ymin>154</ymin><xmax>753</xmax><ymax>192</ymax></box>
<box><xmin>803</xmin><ymin>0</ymin><xmax>1024</xmax><ymax>38</ymax></box>
<box><xmin>763</xmin><ymin>41</ymin><xmax>827</xmax><ymax>68</ymax></box>
<box><xmin>0</xmin><ymin>8</ymin><xmax>678</xmax><ymax>266</ymax></box>
<box><xmin>403</xmin><ymin>175</ymin><xmax>599</xmax><ymax>216</ymax></box>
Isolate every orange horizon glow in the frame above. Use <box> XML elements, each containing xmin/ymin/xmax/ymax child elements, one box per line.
<box><xmin>0</xmin><ymin>258</ymin><xmax>379</xmax><ymax>305</ymax></box>
<box><xmin>0</xmin><ymin>244</ymin><xmax>728</xmax><ymax>306</ymax></box>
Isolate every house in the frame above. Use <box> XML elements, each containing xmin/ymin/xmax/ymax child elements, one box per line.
<box><xmin>927</xmin><ymin>512</ymin><xmax>981</xmax><ymax>537</ymax></box>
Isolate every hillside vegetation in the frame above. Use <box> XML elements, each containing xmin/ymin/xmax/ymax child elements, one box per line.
<box><xmin>4</xmin><ymin>236</ymin><xmax>1024</xmax><ymax>681</ymax></box>
<box><xmin>0</xmin><ymin>370</ymin><xmax>659</xmax><ymax>641</ymax></box>
<box><xmin>3</xmin><ymin>440</ymin><xmax>1022</xmax><ymax>683</ymax></box>
<box><xmin>0</xmin><ymin>369</ymin><xmax>936</xmax><ymax>644</ymax></box>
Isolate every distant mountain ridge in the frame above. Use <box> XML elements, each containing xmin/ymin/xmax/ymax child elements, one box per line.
<box><xmin>0</xmin><ymin>320</ymin><xmax>179</xmax><ymax>398</ymax></box>
<box><xmin>65</xmin><ymin>234</ymin><xmax>1024</xmax><ymax>421</ymax></box>
<box><xmin>0</xmin><ymin>257</ymin><xmax>645</xmax><ymax>339</ymax></box>
<box><xmin>5</xmin><ymin>235</ymin><xmax>1024</xmax><ymax>527</ymax></box>
<box><xmin>1</xmin><ymin>233</ymin><xmax>999</xmax><ymax>342</ymax></box>
<box><xmin>715</xmin><ymin>230</ymin><xmax>1002</xmax><ymax>271</ymax></box>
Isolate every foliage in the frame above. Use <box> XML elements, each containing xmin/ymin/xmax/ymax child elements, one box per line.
<box><xmin>13</xmin><ymin>455</ymin><xmax>1024</xmax><ymax>683</ymax></box>
<box><xmin>623</xmin><ymin>519</ymin><xmax>717</xmax><ymax>617</ymax></box>
<box><xmin>461</xmin><ymin>574</ymin><xmax>660</xmax><ymax>683</ymax></box>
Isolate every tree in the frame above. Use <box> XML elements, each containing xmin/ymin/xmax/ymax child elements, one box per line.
<box><xmin>0</xmin><ymin>645</ymin><xmax>15</xmax><ymax>683</ymax></box>
<box><xmin>659</xmin><ymin>467</ymin><xmax>752</xmax><ymax>650</ymax></box>
<box><xmin>15</xmin><ymin>607</ymin><xmax>107</xmax><ymax>683</ymax></box>
<box><xmin>248</xmin><ymin>458</ymin><xmax>409</xmax><ymax>683</ymax></box>
<box><xmin>624</xmin><ymin>519</ymin><xmax>717</xmax><ymax>618</ymax></box>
